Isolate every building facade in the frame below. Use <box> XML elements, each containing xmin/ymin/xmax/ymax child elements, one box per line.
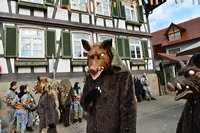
<box><xmin>0</xmin><ymin>0</ymin><xmax>164</xmax><ymax>121</ymax></box>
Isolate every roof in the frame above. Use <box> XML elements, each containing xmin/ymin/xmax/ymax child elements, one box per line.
<box><xmin>177</xmin><ymin>41</ymin><xmax>200</xmax><ymax>56</ymax></box>
<box><xmin>157</xmin><ymin>53</ymin><xmax>190</xmax><ymax>62</ymax></box>
<box><xmin>152</xmin><ymin>17</ymin><xmax>200</xmax><ymax>47</ymax></box>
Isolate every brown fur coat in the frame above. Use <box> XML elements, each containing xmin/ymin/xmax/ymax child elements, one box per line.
<box><xmin>81</xmin><ymin>47</ymin><xmax>136</xmax><ymax>133</ymax></box>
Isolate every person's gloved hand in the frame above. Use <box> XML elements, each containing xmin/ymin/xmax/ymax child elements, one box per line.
<box><xmin>48</xmin><ymin>123</ymin><xmax>56</xmax><ymax>128</ymax></box>
<box><xmin>85</xmin><ymin>87</ymin><xmax>101</xmax><ymax>109</ymax></box>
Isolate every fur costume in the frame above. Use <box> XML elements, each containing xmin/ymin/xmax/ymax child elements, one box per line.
<box><xmin>32</xmin><ymin>77</ymin><xmax>60</xmax><ymax>133</ymax></box>
<box><xmin>80</xmin><ymin>39</ymin><xmax>137</xmax><ymax>133</ymax></box>
<box><xmin>167</xmin><ymin>53</ymin><xmax>200</xmax><ymax>133</ymax></box>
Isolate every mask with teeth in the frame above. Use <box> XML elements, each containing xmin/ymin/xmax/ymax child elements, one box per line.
<box><xmin>167</xmin><ymin>53</ymin><xmax>200</xmax><ymax>101</ymax></box>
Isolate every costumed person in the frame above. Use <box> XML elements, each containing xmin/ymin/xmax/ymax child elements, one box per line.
<box><xmin>11</xmin><ymin>85</ymin><xmax>29</xmax><ymax>133</ymax></box>
<box><xmin>32</xmin><ymin>77</ymin><xmax>60</xmax><ymax>133</ymax></box>
<box><xmin>25</xmin><ymin>84</ymin><xmax>36</xmax><ymax>132</ymax></box>
<box><xmin>134</xmin><ymin>75</ymin><xmax>143</xmax><ymax>102</ymax></box>
<box><xmin>140</xmin><ymin>73</ymin><xmax>156</xmax><ymax>101</ymax></box>
<box><xmin>80</xmin><ymin>39</ymin><xmax>136</xmax><ymax>133</ymax></box>
<box><xmin>3</xmin><ymin>81</ymin><xmax>18</xmax><ymax>133</ymax></box>
<box><xmin>167</xmin><ymin>53</ymin><xmax>200</xmax><ymax>133</ymax></box>
<box><xmin>72</xmin><ymin>82</ymin><xmax>83</xmax><ymax>123</ymax></box>
<box><xmin>58</xmin><ymin>79</ymin><xmax>74</xmax><ymax>127</ymax></box>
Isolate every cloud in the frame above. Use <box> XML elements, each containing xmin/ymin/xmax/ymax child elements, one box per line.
<box><xmin>149</xmin><ymin>0</ymin><xmax>200</xmax><ymax>32</ymax></box>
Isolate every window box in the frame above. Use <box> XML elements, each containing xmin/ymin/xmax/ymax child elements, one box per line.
<box><xmin>71</xmin><ymin>61</ymin><xmax>87</xmax><ymax>66</ymax></box>
<box><xmin>126</xmin><ymin>20</ymin><xmax>142</xmax><ymax>26</ymax></box>
<box><xmin>18</xmin><ymin>1</ymin><xmax>47</xmax><ymax>10</ymax></box>
<box><xmin>130</xmin><ymin>61</ymin><xmax>147</xmax><ymax>66</ymax></box>
<box><xmin>15</xmin><ymin>61</ymin><xmax>48</xmax><ymax>66</ymax></box>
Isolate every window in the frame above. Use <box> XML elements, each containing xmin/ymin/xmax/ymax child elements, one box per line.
<box><xmin>71</xmin><ymin>0</ymin><xmax>88</xmax><ymax>12</ymax></box>
<box><xmin>168</xmin><ymin>48</ymin><xmax>180</xmax><ymax>54</ymax></box>
<box><xmin>72</xmin><ymin>33</ymin><xmax>90</xmax><ymax>58</ymax></box>
<box><xmin>19</xmin><ymin>28</ymin><xmax>45</xmax><ymax>58</ymax></box>
<box><xmin>96</xmin><ymin>0</ymin><xmax>110</xmax><ymax>16</ymax></box>
<box><xmin>20</xmin><ymin>0</ymin><xmax>43</xmax><ymax>4</ymax></box>
<box><xmin>98</xmin><ymin>36</ymin><xmax>112</xmax><ymax>42</ymax></box>
<box><xmin>129</xmin><ymin>39</ymin><xmax>142</xmax><ymax>59</ymax></box>
<box><xmin>168</xmin><ymin>27</ymin><xmax>181</xmax><ymax>41</ymax></box>
<box><xmin>125</xmin><ymin>4</ymin><xmax>137</xmax><ymax>21</ymax></box>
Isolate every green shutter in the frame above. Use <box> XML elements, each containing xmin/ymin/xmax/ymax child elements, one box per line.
<box><xmin>116</xmin><ymin>37</ymin><xmax>124</xmax><ymax>58</ymax></box>
<box><xmin>45</xmin><ymin>0</ymin><xmax>54</xmax><ymax>5</ymax></box>
<box><xmin>141</xmin><ymin>40</ymin><xmax>149</xmax><ymax>60</ymax></box>
<box><xmin>4</xmin><ymin>26</ymin><xmax>18</xmax><ymax>57</ymax></box>
<box><xmin>46</xmin><ymin>29</ymin><xmax>56</xmax><ymax>58</ymax></box>
<box><xmin>61</xmin><ymin>31</ymin><xmax>72</xmax><ymax>58</ymax></box>
<box><xmin>119</xmin><ymin>2</ymin><xmax>126</xmax><ymax>19</ymax></box>
<box><xmin>123</xmin><ymin>38</ymin><xmax>130</xmax><ymax>59</ymax></box>
<box><xmin>111</xmin><ymin>0</ymin><xmax>119</xmax><ymax>18</ymax></box>
<box><xmin>137</xmin><ymin>5</ymin><xmax>144</xmax><ymax>23</ymax></box>
<box><xmin>61</xmin><ymin>0</ymin><xmax>70</xmax><ymax>7</ymax></box>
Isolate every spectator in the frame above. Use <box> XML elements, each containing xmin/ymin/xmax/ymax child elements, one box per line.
<box><xmin>12</xmin><ymin>85</ymin><xmax>30</xmax><ymax>133</ymax></box>
<box><xmin>133</xmin><ymin>75</ymin><xmax>143</xmax><ymax>102</ymax></box>
<box><xmin>73</xmin><ymin>82</ymin><xmax>83</xmax><ymax>123</ymax></box>
<box><xmin>25</xmin><ymin>84</ymin><xmax>36</xmax><ymax>132</ymax></box>
<box><xmin>140</xmin><ymin>73</ymin><xmax>156</xmax><ymax>101</ymax></box>
<box><xmin>3</xmin><ymin>81</ymin><xmax>18</xmax><ymax>133</ymax></box>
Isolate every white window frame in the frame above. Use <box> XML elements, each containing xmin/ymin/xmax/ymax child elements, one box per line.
<box><xmin>71</xmin><ymin>0</ymin><xmax>88</xmax><ymax>12</ymax></box>
<box><xmin>72</xmin><ymin>32</ymin><xmax>91</xmax><ymax>59</ymax></box>
<box><xmin>129</xmin><ymin>39</ymin><xmax>142</xmax><ymax>59</ymax></box>
<box><xmin>95</xmin><ymin>0</ymin><xmax>111</xmax><ymax>16</ymax></box>
<box><xmin>124</xmin><ymin>4</ymin><xmax>137</xmax><ymax>22</ymax></box>
<box><xmin>20</xmin><ymin>0</ymin><xmax>43</xmax><ymax>4</ymax></box>
<box><xmin>19</xmin><ymin>27</ymin><xmax>45</xmax><ymax>58</ymax></box>
<box><xmin>98</xmin><ymin>34</ymin><xmax>115</xmax><ymax>48</ymax></box>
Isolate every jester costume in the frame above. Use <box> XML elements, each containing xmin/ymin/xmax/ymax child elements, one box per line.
<box><xmin>73</xmin><ymin>86</ymin><xmax>83</xmax><ymax>122</ymax></box>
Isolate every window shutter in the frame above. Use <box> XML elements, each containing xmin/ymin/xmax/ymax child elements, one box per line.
<box><xmin>137</xmin><ymin>5</ymin><xmax>144</xmax><ymax>23</ymax></box>
<box><xmin>61</xmin><ymin>31</ymin><xmax>72</xmax><ymax>58</ymax></box>
<box><xmin>46</xmin><ymin>29</ymin><xmax>56</xmax><ymax>58</ymax></box>
<box><xmin>141</xmin><ymin>40</ymin><xmax>149</xmax><ymax>60</ymax></box>
<box><xmin>45</xmin><ymin>0</ymin><xmax>54</xmax><ymax>5</ymax></box>
<box><xmin>119</xmin><ymin>2</ymin><xmax>126</xmax><ymax>19</ymax></box>
<box><xmin>61</xmin><ymin>0</ymin><xmax>70</xmax><ymax>7</ymax></box>
<box><xmin>4</xmin><ymin>26</ymin><xmax>18</xmax><ymax>57</ymax></box>
<box><xmin>123</xmin><ymin>38</ymin><xmax>131</xmax><ymax>59</ymax></box>
<box><xmin>111</xmin><ymin>0</ymin><xmax>119</xmax><ymax>18</ymax></box>
<box><xmin>116</xmin><ymin>37</ymin><xmax>124</xmax><ymax>58</ymax></box>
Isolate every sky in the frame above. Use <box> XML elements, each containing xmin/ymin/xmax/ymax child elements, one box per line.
<box><xmin>149</xmin><ymin>0</ymin><xmax>200</xmax><ymax>32</ymax></box>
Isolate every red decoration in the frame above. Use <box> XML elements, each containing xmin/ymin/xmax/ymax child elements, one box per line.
<box><xmin>0</xmin><ymin>66</ymin><xmax>2</xmax><ymax>73</ymax></box>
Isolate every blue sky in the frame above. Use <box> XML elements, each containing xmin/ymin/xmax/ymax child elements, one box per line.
<box><xmin>149</xmin><ymin>0</ymin><xmax>200</xmax><ymax>32</ymax></box>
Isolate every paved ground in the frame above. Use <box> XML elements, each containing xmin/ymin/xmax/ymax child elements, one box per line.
<box><xmin>2</xmin><ymin>94</ymin><xmax>185</xmax><ymax>133</ymax></box>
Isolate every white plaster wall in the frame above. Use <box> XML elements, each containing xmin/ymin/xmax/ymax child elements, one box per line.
<box><xmin>0</xmin><ymin>0</ymin><xmax>9</xmax><ymax>13</ymax></box>
<box><xmin>49</xmin><ymin>59</ymin><xmax>54</xmax><ymax>73</ymax></box>
<box><xmin>144</xmin><ymin>12</ymin><xmax>147</xmax><ymax>23</ymax></box>
<box><xmin>11</xmin><ymin>1</ymin><xmax>16</xmax><ymax>14</ymax></box>
<box><xmin>105</xmin><ymin>19</ymin><xmax>113</xmax><ymax>27</ymax></box>
<box><xmin>0</xmin><ymin>40</ymin><xmax>4</xmax><ymax>55</ymax></box>
<box><xmin>18</xmin><ymin>67</ymin><xmax>31</xmax><ymax>73</ymax></box>
<box><xmin>148</xmin><ymin>49</ymin><xmax>152</xmax><ymax>58</ymax></box>
<box><xmin>148</xmin><ymin>60</ymin><xmax>153</xmax><ymax>70</ymax></box>
<box><xmin>19</xmin><ymin>8</ymin><xmax>31</xmax><ymax>16</ymax></box>
<box><xmin>47</xmin><ymin>7</ymin><xmax>54</xmax><ymax>18</ymax></box>
<box><xmin>91</xmin><ymin>14</ymin><xmax>95</xmax><ymax>25</ymax></box>
<box><xmin>73</xmin><ymin>66</ymin><xmax>83</xmax><ymax>72</ymax></box>
<box><xmin>57</xmin><ymin>59</ymin><xmax>70</xmax><ymax>72</ymax></box>
<box><xmin>127</xmin><ymin>25</ymin><xmax>133</xmax><ymax>30</ymax></box>
<box><xmin>0</xmin><ymin>58</ymin><xmax>8</xmax><ymax>74</ymax></box>
<box><xmin>96</xmin><ymin>18</ymin><xmax>104</xmax><ymax>26</ymax></box>
<box><xmin>34</xmin><ymin>67</ymin><xmax>46</xmax><ymax>73</ymax></box>
<box><xmin>114</xmin><ymin>19</ymin><xmax>117</xmax><ymax>28</ymax></box>
<box><xmin>82</xmin><ymin>14</ymin><xmax>90</xmax><ymax>24</ymax></box>
<box><xmin>134</xmin><ymin>26</ymin><xmax>139</xmax><ymax>31</ymax></box>
<box><xmin>55</xmin><ymin>8</ymin><xmax>68</xmax><ymax>21</ymax></box>
<box><xmin>3</xmin><ymin>23</ymin><xmax>15</xmax><ymax>27</ymax></box>
<box><xmin>34</xmin><ymin>10</ymin><xmax>44</xmax><ymax>17</ymax></box>
<box><xmin>118</xmin><ymin>20</ymin><xmax>125</xmax><ymax>29</ymax></box>
<box><xmin>93</xmin><ymin>33</ymin><xmax>96</xmax><ymax>43</ymax></box>
<box><xmin>90</xmin><ymin>2</ymin><xmax>94</xmax><ymax>12</ymax></box>
<box><xmin>140</xmin><ymin>24</ymin><xmax>145</xmax><ymax>32</ymax></box>
<box><xmin>10</xmin><ymin>58</ymin><xmax>15</xmax><ymax>73</ymax></box>
<box><xmin>71</xmin><ymin>13</ymin><xmax>79</xmax><ymax>22</ymax></box>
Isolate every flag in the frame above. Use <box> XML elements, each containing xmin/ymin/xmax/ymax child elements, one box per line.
<box><xmin>67</xmin><ymin>5</ymin><xmax>71</xmax><ymax>11</ymax></box>
<box><xmin>156</xmin><ymin>0</ymin><xmax>159</xmax><ymax>5</ymax></box>
<box><xmin>113</xmin><ymin>1</ymin><xmax>117</xmax><ymax>7</ymax></box>
<box><xmin>96</xmin><ymin>1</ymin><xmax>101</xmax><ymax>6</ymax></box>
<box><xmin>150</xmin><ymin>0</ymin><xmax>153</xmax><ymax>5</ymax></box>
<box><xmin>175</xmin><ymin>0</ymin><xmax>178</xmax><ymax>4</ymax></box>
<box><xmin>133</xmin><ymin>0</ymin><xmax>137</xmax><ymax>6</ymax></box>
<box><xmin>181</xmin><ymin>0</ymin><xmax>184</xmax><ymax>2</ymax></box>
